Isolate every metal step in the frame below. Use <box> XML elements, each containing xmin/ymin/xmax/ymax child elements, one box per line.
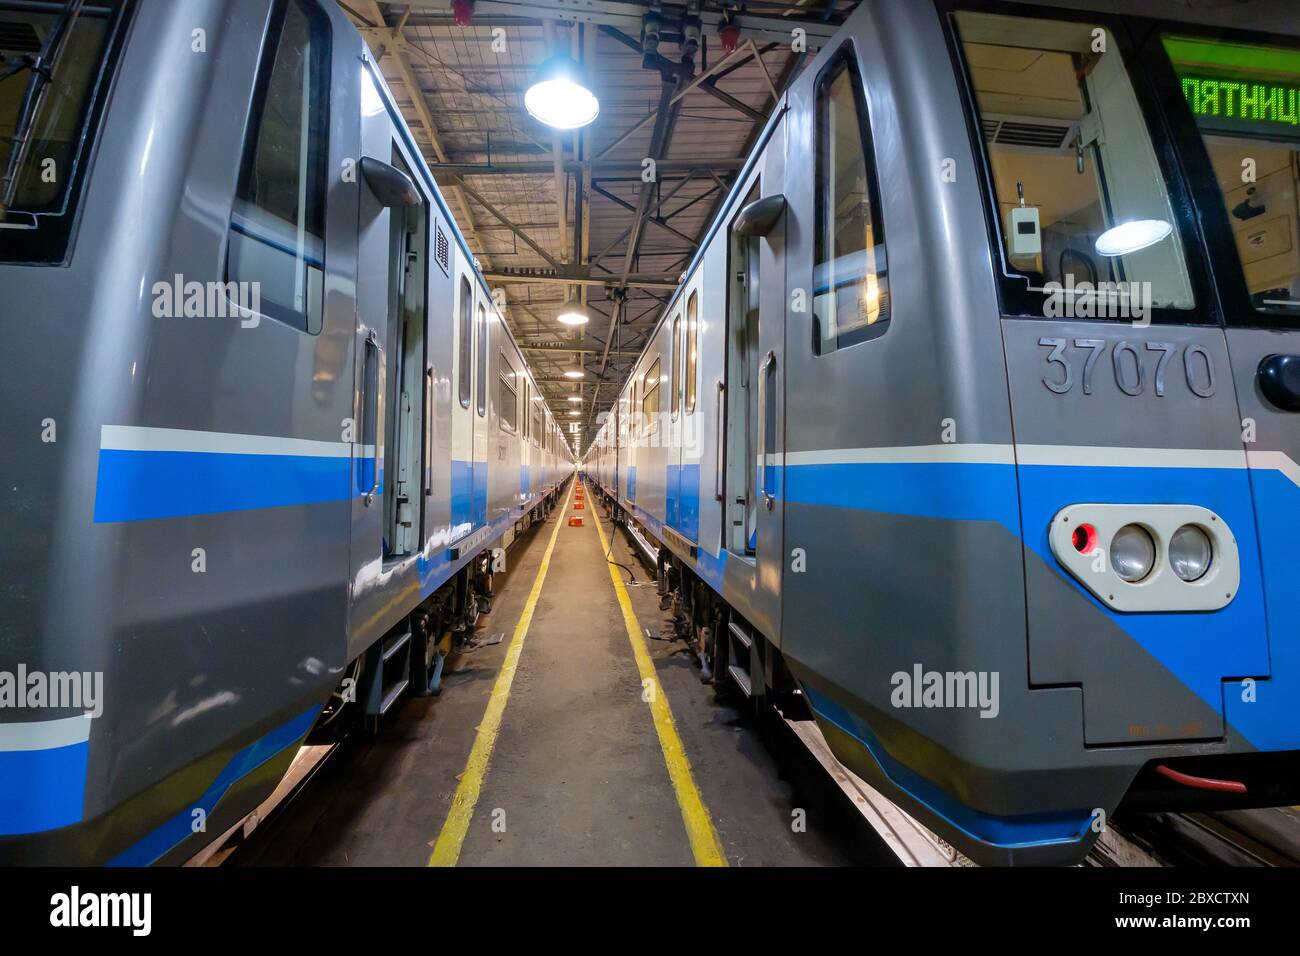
<box><xmin>382</xmin><ymin>629</ymin><xmax>412</xmax><ymax>663</ymax></box>
<box><xmin>727</xmin><ymin>664</ymin><xmax>752</xmax><ymax>698</ymax></box>
<box><xmin>727</xmin><ymin>620</ymin><xmax>752</xmax><ymax>650</ymax></box>
<box><xmin>378</xmin><ymin>677</ymin><xmax>410</xmax><ymax>716</ymax></box>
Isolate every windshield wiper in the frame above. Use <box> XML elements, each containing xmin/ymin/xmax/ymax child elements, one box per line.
<box><xmin>1</xmin><ymin>0</ymin><xmax>86</xmax><ymax>216</ymax></box>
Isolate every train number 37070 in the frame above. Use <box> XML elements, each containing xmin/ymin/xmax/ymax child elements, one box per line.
<box><xmin>1038</xmin><ymin>337</ymin><xmax>1217</xmax><ymax>399</ymax></box>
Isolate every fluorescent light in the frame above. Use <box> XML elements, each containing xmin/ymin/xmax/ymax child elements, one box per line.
<box><xmin>566</xmin><ymin>396</ymin><xmax>582</xmax><ymax>402</ymax></box>
<box><xmin>1095</xmin><ymin>219</ymin><xmax>1173</xmax><ymax>257</ymax></box>
<box><xmin>525</xmin><ymin>55</ymin><xmax>599</xmax><ymax>130</ymax></box>
<box><xmin>564</xmin><ymin>369</ymin><xmax>585</xmax><ymax>379</ymax></box>
<box><xmin>557</xmin><ymin>310</ymin><xmax>589</xmax><ymax>326</ymax></box>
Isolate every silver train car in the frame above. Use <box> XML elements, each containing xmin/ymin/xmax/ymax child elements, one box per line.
<box><xmin>0</xmin><ymin>0</ymin><xmax>568</xmax><ymax>864</ymax></box>
<box><xmin>586</xmin><ymin>0</ymin><xmax>1300</xmax><ymax>865</ymax></box>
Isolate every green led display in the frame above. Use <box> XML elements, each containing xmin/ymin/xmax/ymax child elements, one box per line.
<box><xmin>1180</xmin><ymin>75</ymin><xmax>1300</xmax><ymax>126</ymax></box>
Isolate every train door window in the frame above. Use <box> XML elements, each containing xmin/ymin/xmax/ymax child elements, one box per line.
<box><xmin>670</xmin><ymin>312</ymin><xmax>682</xmax><ymax>421</ymax></box>
<box><xmin>499</xmin><ymin>353</ymin><xmax>518</xmax><ymax>432</ymax></box>
<box><xmin>381</xmin><ymin>147</ymin><xmax>427</xmax><ymax>559</ymax></box>
<box><xmin>952</xmin><ymin>11</ymin><xmax>1195</xmax><ymax>318</ymax></box>
<box><xmin>476</xmin><ymin>303</ymin><xmax>488</xmax><ymax>417</ymax></box>
<box><xmin>630</xmin><ymin>378</ymin><xmax>638</xmax><ymax>437</ymax></box>
<box><xmin>643</xmin><ymin>359</ymin><xmax>661</xmax><ymax>435</ymax></box>
<box><xmin>1162</xmin><ymin>36</ymin><xmax>1300</xmax><ymax>321</ymax></box>
<box><xmin>226</xmin><ymin>0</ymin><xmax>331</xmax><ymax>333</ymax></box>
<box><xmin>457</xmin><ymin>278</ymin><xmax>472</xmax><ymax>406</ymax></box>
<box><xmin>813</xmin><ymin>48</ymin><xmax>888</xmax><ymax>354</ymax></box>
<box><xmin>685</xmin><ymin>291</ymin><xmax>699</xmax><ymax>413</ymax></box>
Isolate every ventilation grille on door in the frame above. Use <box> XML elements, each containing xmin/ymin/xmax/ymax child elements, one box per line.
<box><xmin>982</xmin><ymin>114</ymin><xmax>1079</xmax><ymax>152</ymax></box>
<box><xmin>0</xmin><ymin>20</ymin><xmax>42</xmax><ymax>54</ymax></box>
<box><xmin>434</xmin><ymin>220</ymin><xmax>450</xmax><ymax>275</ymax></box>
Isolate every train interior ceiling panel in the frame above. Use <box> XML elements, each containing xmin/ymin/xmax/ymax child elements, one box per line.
<box><xmin>3</xmin><ymin>0</ymin><xmax>1300</xmax><ymax>909</ymax></box>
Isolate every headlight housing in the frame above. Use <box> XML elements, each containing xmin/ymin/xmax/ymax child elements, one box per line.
<box><xmin>1169</xmin><ymin>524</ymin><xmax>1213</xmax><ymax>582</ymax></box>
<box><xmin>1110</xmin><ymin>524</ymin><xmax>1155</xmax><ymax>583</ymax></box>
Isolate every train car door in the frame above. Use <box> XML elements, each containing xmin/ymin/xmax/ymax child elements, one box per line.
<box><xmin>666</xmin><ymin>305</ymin><xmax>683</xmax><ymax>530</ymax></box>
<box><xmin>1157</xmin><ymin>31</ymin><xmax>1300</xmax><ymax>750</ymax></box>
<box><xmin>450</xmin><ymin>265</ymin><xmax>475</xmax><ymax>541</ymax></box>
<box><xmin>472</xmin><ymin>287</ymin><xmax>491</xmax><ymax>529</ymax></box>
<box><xmin>723</xmin><ymin>113</ymin><xmax>788</xmax><ymax>644</ymax></box>
<box><xmin>722</xmin><ymin>179</ymin><xmax>764</xmax><ymax>559</ymax></box>
<box><xmin>349</xmin><ymin>67</ymin><xmax>431</xmax><ymax>658</ymax></box>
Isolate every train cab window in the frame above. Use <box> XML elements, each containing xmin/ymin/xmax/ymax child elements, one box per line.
<box><xmin>1163</xmin><ymin>36</ymin><xmax>1300</xmax><ymax>320</ymax></box>
<box><xmin>0</xmin><ymin>0</ymin><xmax>129</xmax><ymax>263</ymax></box>
<box><xmin>670</xmin><ymin>313</ymin><xmax>682</xmax><ymax>421</ymax></box>
<box><xmin>457</xmin><ymin>278</ymin><xmax>472</xmax><ymax>407</ymax></box>
<box><xmin>499</xmin><ymin>353</ymin><xmax>518</xmax><ymax>432</ymax></box>
<box><xmin>476</xmin><ymin>303</ymin><xmax>487</xmax><ymax>417</ymax></box>
<box><xmin>226</xmin><ymin>0</ymin><xmax>331</xmax><ymax>333</ymax></box>
<box><xmin>642</xmin><ymin>359</ymin><xmax>661</xmax><ymax>435</ymax></box>
<box><xmin>953</xmin><ymin>11</ymin><xmax>1195</xmax><ymax>318</ymax></box>
<box><xmin>814</xmin><ymin>49</ymin><xmax>889</xmax><ymax>354</ymax></box>
<box><xmin>685</xmin><ymin>291</ymin><xmax>699</xmax><ymax>412</ymax></box>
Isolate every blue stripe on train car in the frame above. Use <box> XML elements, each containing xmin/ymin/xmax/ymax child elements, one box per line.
<box><xmin>94</xmin><ymin>449</ymin><xmax>352</xmax><ymax>522</ymax></box>
<box><xmin>473</xmin><ymin>461</ymin><xmax>488</xmax><ymax>526</ymax></box>
<box><xmin>451</xmin><ymin>459</ymin><xmax>473</xmax><ymax>528</ymax></box>
<box><xmin>0</xmin><ymin>721</ymin><xmax>91</xmax><ymax>836</ymax></box>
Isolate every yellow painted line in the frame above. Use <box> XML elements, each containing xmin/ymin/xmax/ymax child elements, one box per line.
<box><xmin>428</xmin><ymin>482</ymin><xmax>573</xmax><ymax>867</ymax></box>
<box><xmin>591</xmin><ymin>507</ymin><xmax>729</xmax><ymax>867</ymax></box>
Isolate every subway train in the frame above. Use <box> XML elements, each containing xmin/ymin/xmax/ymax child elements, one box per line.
<box><xmin>586</xmin><ymin>0</ymin><xmax>1300</xmax><ymax>865</ymax></box>
<box><xmin>0</xmin><ymin>0</ymin><xmax>569</xmax><ymax>864</ymax></box>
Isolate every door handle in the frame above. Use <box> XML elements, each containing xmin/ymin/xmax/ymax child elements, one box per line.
<box><xmin>714</xmin><ymin>381</ymin><xmax>725</xmax><ymax>501</ymax></box>
<box><xmin>363</xmin><ymin>329</ymin><xmax>383</xmax><ymax>506</ymax></box>
<box><xmin>757</xmin><ymin>349</ymin><xmax>776</xmax><ymax>511</ymax></box>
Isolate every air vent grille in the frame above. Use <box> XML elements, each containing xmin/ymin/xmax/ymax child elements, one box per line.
<box><xmin>433</xmin><ymin>220</ymin><xmax>450</xmax><ymax>275</ymax></box>
<box><xmin>982</xmin><ymin>114</ymin><xmax>1078</xmax><ymax>152</ymax></box>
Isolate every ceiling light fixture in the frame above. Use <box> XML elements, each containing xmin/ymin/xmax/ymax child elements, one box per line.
<box><xmin>564</xmin><ymin>368</ymin><xmax>585</xmax><ymax>379</ymax></box>
<box><xmin>557</xmin><ymin>310</ymin><xmax>589</xmax><ymax>326</ymax></box>
<box><xmin>1095</xmin><ymin>219</ymin><xmax>1173</xmax><ymax>257</ymax></box>
<box><xmin>525</xmin><ymin>55</ymin><xmax>599</xmax><ymax>130</ymax></box>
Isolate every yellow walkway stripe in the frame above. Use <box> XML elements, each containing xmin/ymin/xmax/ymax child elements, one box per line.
<box><xmin>428</xmin><ymin>482</ymin><xmax>572</xmax><ymax>867</ymax></box>
<box><xmin>592</xmin><ymin>505</ymin><xmax>729</xmax><ymax>867</ymax></box>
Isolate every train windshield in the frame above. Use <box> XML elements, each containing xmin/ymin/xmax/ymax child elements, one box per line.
<box><xmin>954</xmin><ymin>11</ymin><xmax>1195</xmax><ymax>315</ymax></box>
<box><xmin>1164</xmin><ymin>36</ymin><xmax>1300</xmax><ymax>319</ymax></box>
<box><xmin>0</xmin><ymin>1</ymin><xmax>127</xmax><ymax>263</ymax></box>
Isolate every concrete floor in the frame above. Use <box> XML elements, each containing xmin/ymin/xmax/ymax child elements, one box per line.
<box><xmin>230</xmin><ymin>480</ymin><xmax>887</xmax><ymax>866</ymax></box>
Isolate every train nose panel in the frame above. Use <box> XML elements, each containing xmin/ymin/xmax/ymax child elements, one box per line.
<box><xmin>1002</xmin><ymin>320</ymin><xmax>1270</xmax><ymax>746</ymax></box>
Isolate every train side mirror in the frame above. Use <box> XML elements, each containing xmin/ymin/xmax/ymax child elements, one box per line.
<box><xmin>734</xmin><ymin>194</ymin><xmax>786</xmax><ymax>238</ymax></box>
<box><xmin>360</xmin><ymin>156</ymin><xmax>420</xmax><ymax>208</ymax></box>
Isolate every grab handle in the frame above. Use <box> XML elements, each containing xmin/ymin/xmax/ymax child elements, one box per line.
<box><xmin>757</xmin><ymin>349</ymin><xmax>775</xmax><ymax>511</ymax></box>
<box><xmin>363</xmin><ymin>330</ymin><xmax>382</xmax><ymax>506</ymax></box>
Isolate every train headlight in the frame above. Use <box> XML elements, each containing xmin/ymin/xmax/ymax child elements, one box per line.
<box><xmin>1110</xmin><ymin>524</ymin><xmax>1155</xmax><ymax>583</ymax></box>
<box><xmin>1169</xmin><ymin>524</ymin><xmax>1213</xmax><ymax>582</ymax></box>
